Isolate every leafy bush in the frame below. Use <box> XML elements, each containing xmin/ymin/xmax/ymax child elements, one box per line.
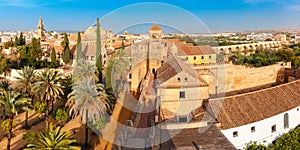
<box><xmin>1</xmin><ymin>119</ymin><xmax>16</xmax><ymax>131</ymax></box>
<box><xmin>52</xmin><ymin>107</ymin><xmax>69</xmax><ymax>122</ymax></box>
<box><xmin>34</xmin><ymin>101</ymin><xmax>46</xmax><ymax>115</ymax></box>
<box><xmin>23</xmin><ymin>131</ymin><xmax>38</xmax><ymax>143</ymax></box>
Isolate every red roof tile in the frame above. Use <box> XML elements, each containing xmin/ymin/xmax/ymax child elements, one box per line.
<box><xmin>209</xmin><ymin>80</ymin><xmax>300</xmax><ymax>130</ymax></box>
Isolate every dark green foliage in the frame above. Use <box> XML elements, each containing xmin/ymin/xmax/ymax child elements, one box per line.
<box><xmin>60</xmin><ymin>75</ymin><xmax>73</xmax><ymax>101</ymax></box>
<box><xmin>0</xmin><ymin>52</ymin><xmax>9</xmax><ymax>75</ymax></box>
<box><xmin>50</xmin><ymin>47</ymin><xmax>59</xmax><ymax>68</ymax></box>
<box><xmin>96</xmin><ymin>18</ymin><xmax>103</xmax><ymax>81</ymax></box>
<box><xmin>105</xmin><ymin>88</ymin><xmax>116</xmax><ymax>115</ymax></box>
<box><xmin>62</xmin><ymin>46</ymin><xmax>71</xmax><ymax>65</ymax></box>
<box><xmin>14</xmin><ymin>32</ymin><xmax>26</xmax><ymax>47</ymax></box>
<box><xmin>76</xmin><ymin>32</ymin><xmax>83</xmax><ymax>61</ymax></box>
<box><xmin>23</xmin><ymin>131</ymin><xmax>38</xmax><ymax>143</ymax></box>
<box><xmin>271</xmin><ymin>126</ymin><xmax>300</xmax><ymax>150</ymax></box>
<box><xmin>62</xmin><ymin>33</ymin><xmax>71</xmax><ymax>66</ymax></box>
<box><xmin>15</xmin><ymin>38</ymin><xmax>42</xmax><ymax>67</ymax></box>
<box><xmin>230</xmin><ymin>48</ymin><xmax>300</xmax><ymax>68</ymax></box>
<box><xmin>1</xmin><ymin>119</ymin><xmax>16</xmax><ymax>131</ymax></box>
<box><xmin>246</xmin><ymin>126</ymin><xmax>300</xmax><ymax>150</ymax></box>
<box><xmin>4</xmin><ymin>39</ymin><xmax>14</xmax><ymax>49</ymax></box>
<box><xmin>34</xmin><ymin>101</ymin><xmax>46</xmax><ymax>115</ymax></box>
<box><xmin>245</xmin><ymin>142</ymin><xmax>268</xmax><ymax>150</ymax></box>
<box><xmin>52</xmin><ymin>107</ymin><xmax>69</xmax><ymax>122</ymax></box>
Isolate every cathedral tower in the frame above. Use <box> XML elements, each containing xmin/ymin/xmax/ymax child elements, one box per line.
<box><xmin>37</xmin><ymin>16</ymin><xmax>46</xmax><ymax>41</ymax></box>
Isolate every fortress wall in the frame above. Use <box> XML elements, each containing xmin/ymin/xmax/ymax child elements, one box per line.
<box><xmin>197</xmin><ymin>62</ymin><xmax>289</xmax><ymax>95</ymax></box>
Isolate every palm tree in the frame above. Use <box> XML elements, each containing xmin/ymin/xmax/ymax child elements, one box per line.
<box><xmin>14</xmin><ymin>66</ymin><xmax>36</xmax><ymax>128</ymax></box>
<box><xmin>25</xmin><ymin>123</ymin><xmax>80</xmax><ymax>150</ymax></box>
<box><xmin>0</xmin><ymin>81</ymin><xmax>11</xmax><ymax>119</ymax></box>
<box><xmin>33</xmin><ymin>69</ymin><xmax>63</xmax><ymax>129</ymax></box>
<box><xmin>67</xmin><ymin>76</ymin><xmax>108</xmax><ymax>147</ymax></box>
<box><xmin>60</xmin><ymin>74</ymin><xmax>73</xmax><ymax>101</ymax></box>
<box><xmin>0</xmin><ymin>90</ymin><xmax>31</xmax><ymax>150</ymax></box>
<box><xmin>107</xmin><ymin>49</ymin><xmax>130</xmax><ymax>95</ymax></box>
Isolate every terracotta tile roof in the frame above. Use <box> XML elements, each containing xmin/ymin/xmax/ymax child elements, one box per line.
<box><xmin>208</xmin><ymin>80</ymin><xmax>300</xmax><ymax>130</ymax></box>
<box><xmin>149</xmin><ymin>23</ymin><xmax>162</xmax><ymax>31</ymax></box>
<box><xmin>161</xmin><ymin>125</ymin><xmax>237</xmax><ymax>150</ymax></box>
<box><xmin>156</xmin><ymin>55</ymin><xmax>208</xmax><ymax>86</ymax></box>
<box><xmin>177</xmin><ymin>45</ymin><xmax>216</xmax><ymax>56</ymax></box>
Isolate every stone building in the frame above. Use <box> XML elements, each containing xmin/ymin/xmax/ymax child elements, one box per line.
<box><xmin>37</xmin><ymin>16</ymin><xmax>46</xmax><ymax>41</ymax></box>
<box><xmin>149</xmin><ymin>23</ymin><xmax>162</xmax><ymax>39</ymax></box>
<box><xmin>156</xmin><ymin>55</ymin><xmax>209</xmax><ymax>123</ymax></box>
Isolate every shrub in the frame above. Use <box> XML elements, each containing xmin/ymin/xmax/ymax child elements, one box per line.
<box><xmin>1</xmin><ymin>119</ymin><xmax>17</xmax><ymax>131</ymax></box>
<box><xmin>52</xmin><ymin>107</ymin><xmax>69</xmax><ymax>122</ymax></box>
<box><xmin>23</xmin><ymin>131</ymin><xmax>38</xmax><ymax>143</ymax></box>
<box><xmin>34</xmin><ymin>101</ymin><xmax>46</xmax><ymax>115</ymax></box>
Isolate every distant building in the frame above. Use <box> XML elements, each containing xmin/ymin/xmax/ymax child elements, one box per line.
<box><xmin>37</xmin><ymin>16</ymin><xmax>46</xmax><ymax>41</ymax></box>
<box><xmin>149</xmin><ymin>23</ymin><xmax>162</xmax><ymax>39</ymax></box>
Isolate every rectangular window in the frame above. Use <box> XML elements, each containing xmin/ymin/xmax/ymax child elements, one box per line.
<box><xmin>179</xmin><ymin>91</ymin><xmax>185</xmax><ymax>99</ymax></box>
<box><xmin>178</xmin><ymin>116</ymin><xmax>187</xmax><ymax>123</ymax></box>
<box><xmin>209</xmin><ymin>55</ymin><xmax>212</xmax><ymax>59</ymax></box>
<box><xmin>251</xmin><ymin>126</ymin><xmax>255</xmax><ymax>132</ymax></box>
<box><xmin>233</xmin><ymin>131</ymin><xmax>238</xmax><ymax>137</ymax></box>
<box><xmin>201</xmin><ymin>56</ymin><xmax>204</xmax><ymax>59</ymax></box>
<box><xmin>91</xmin><ymin>56</ymin><xmax>95</xmax><ymax>61</ymax></box>
<box><xmin>129</xmin><ymin>74</ymin><xmax>132</xmax><ymax>79</ymax></box>
<box><xmin>193</xmin><ymin>56</ymin><xmax>196</xmax><ymax>60</ymax></box>
<box><xmin>272</xmin><ymin>125</ymin><xmax>276</xmax><ymax>133</ymax></box>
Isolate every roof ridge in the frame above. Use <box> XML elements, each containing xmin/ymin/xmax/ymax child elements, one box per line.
<box><xmin>210</xmin><ymin>80</ymin><xmax>300</xmax><ymax>101</ymax></box>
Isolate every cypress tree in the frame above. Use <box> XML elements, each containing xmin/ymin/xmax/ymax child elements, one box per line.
<box><xmin>121</xmin><ymin>39</ymin><xmax>125</xmax><ymax>50</ymax></box>
<box><xmin>19</xmin><ymin>32</ymin><xmax>25</xmax><ymax>45</ymax></box>
<box><xmin>51</xmin><ymin>47</ymin><xmax>57</xmax><ymax>63</ymax></box>
<box><xmin>95</xmin><ymin>18</ymin><xmax>103</xmax><ymax>83</ymax></box>
<box><xmin>63</xmin><ymin>46</ymin><xmax>71</xmax><ymax>66</ymax></box>
<box><xmin>14</xmin><ymin>37</ymin><xmax>19</xmax><ymax>47</ymax></box>
<box><xmin>62</xmin><ymin>33</ymin><xmax>71</xmax><ymax>67</ymax></box>
<box><xmin>76</xmin><ymin>32</ymin><xmax>83</xmax><ymax>62</ymax></box>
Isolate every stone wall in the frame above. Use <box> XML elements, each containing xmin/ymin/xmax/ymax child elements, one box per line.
<box><xmin>197</xmin><ymin>62</ymin><xmax>290</xmax><ymax>95</ymax></box>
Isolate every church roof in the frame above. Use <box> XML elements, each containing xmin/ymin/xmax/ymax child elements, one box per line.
<box><xmin>149</xmin><ymin>23</ymin><xmax>162</xmax><ymax>31</ymax></box>
<box><xmin>208</xmin><ymin>80</ymin><xmax>300</xmax><ymax>130</ymax></box>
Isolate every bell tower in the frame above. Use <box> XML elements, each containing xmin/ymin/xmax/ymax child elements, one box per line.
<box><xmin>37</xmin><ymin>16</ymin><xmax>46</xmax><ymax>41</ymax></box>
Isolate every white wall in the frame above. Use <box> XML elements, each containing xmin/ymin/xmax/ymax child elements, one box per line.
<box><xmin>221</xmin><ymin>106</ymin><xmax>300</xmax><ymax>149</ymax></box>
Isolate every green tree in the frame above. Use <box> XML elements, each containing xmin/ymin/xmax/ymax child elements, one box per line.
<box><xmin>0</xmin><ymin>90</ymin><xmax>31</xmax><ymax>150</ymax></box>
<box><xmin>0</xmin><ymin>52</ymin><xmax>9</xmax><ymax>76</ymax></box>
<box><xmin>33</xmin><ymin>69</ymin><xmax>63</xmax><ymax>129</ymax></box>
<box><xmin>14</xmin><ymin>36</ymin><xmax>19</xmax><ymax>47</ymax></box>
<box><xmin>67</xmin><ymin>77</ymin><xmax>108</xmax><ymax>147</ymax></box>
<box><xmin>52</xmin><ymin>107</ymin><xmax>69</xmax><ymax>122</ymax></box>
<box><xmin>245</xmin><ymin>142</ymin><xmax>268</xmax><ymax>150</ymax></box>
<box><xmin>60</xmin><ymin>75</ymin><xmax>73</xmax><ymax>101</ymax></box>
<box><xmin>25</xmin><ymin>124</ymin><xmax>80</xmax><ymax>150</ymax></box>
<box><xmin>62</xmin><ymin>44</ymin><xmax>71</xmax><ymax>67</ymax></box>
<box><xmin>51</xmin><ymin>47</ymin><xmax>58</xmax><ymax>67</ymax></box>
<box><xmin>95</xmin><ymin>18</ymin><xmax>103</xmax><ymax>83</ymax></box>
<box><xmin>76</xmin><ymin>32</ymin><xmax>83</xmax><ymax>62</ymax></box>
<box><xmin>19</xmin><ymin>32</ymin><xmax>26</xmax><ymax>46</ymax></box>
<box><xmin>61</xmin><ymin>32</ymin><xmax>71</xmax><ymax>67</ymax></box>
<box><xmin>68</xmin><ymin>61</ymin><xmax>108</xmax><ymax>147</ymax></box>
<box><xmin>14</xmin><ymin>66</ymin><xmax>36</xmax><ymax>128</ymax></box>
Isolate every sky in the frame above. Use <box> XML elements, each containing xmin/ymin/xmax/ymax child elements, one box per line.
<box><xmin>1</xmin><ymin>0</ymin><xmax>300</xmax><ymax>33</ymax></box>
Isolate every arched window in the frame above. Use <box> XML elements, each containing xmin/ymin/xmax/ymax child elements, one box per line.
<box><xmin>284</xmin><ymin>113</ymin><xmax>289</xmax><ymax>129</ymax></box>
<box><xmin>152</xmin><ymin>68</ymin><xmax>156</xmax><ymax>74</ymax></box>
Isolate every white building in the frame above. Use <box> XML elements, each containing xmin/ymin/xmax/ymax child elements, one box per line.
<box><xmin>209</xmin><ymin>80</ymin><xmax>300</xmax><ymax>149</ymax></box>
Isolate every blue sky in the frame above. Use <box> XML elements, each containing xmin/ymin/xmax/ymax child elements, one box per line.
<box><xmin>0</xmin><ymin>0</ymin><xmax>300</xmax><ymax>33</ymax></box>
